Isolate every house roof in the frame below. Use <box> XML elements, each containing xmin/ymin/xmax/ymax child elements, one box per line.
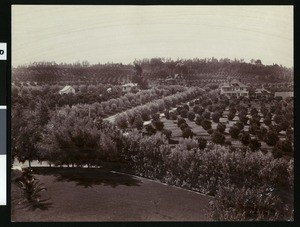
<box><xmin>220</xmin><ymin>79</ymin><xmax>248</xmax><ymax>88</ymax></box>
<box><xmin>230</xmin><ymin>79</ymin><xmax>248</xmax><ymax>87</ymax></box>
<box><xmin>122</xmin><ymin>83</ymin><xmax>138</xmax><ymax>87</ymax></box>
<box><xmin>255</xmin><ymin>88</ymin><xmax>271</xmax><ymax>94</ymax></box>
<box><xmin>59</xmin><ymin>85</ymin><xmax>73</xmax><ymax>92</ymax></box>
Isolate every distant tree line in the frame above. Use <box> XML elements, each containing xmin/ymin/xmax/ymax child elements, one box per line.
<box><xmin>12</xmin><ymin>58</ymin><xmax>293</xmax><ymax>84</ymax></box>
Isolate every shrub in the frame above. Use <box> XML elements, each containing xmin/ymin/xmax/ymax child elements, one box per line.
<box><xmin>17</xmin><ymin>168</ymin><xmax>48</xmax><ymax>210</ymax></box>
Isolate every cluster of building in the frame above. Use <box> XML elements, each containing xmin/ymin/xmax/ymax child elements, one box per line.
<box><xmin>58</xmin><ymin>78</ymin><xmax>293</xmax><ymax>100</ymax></box>
<box><xmin>219</xmin><ymin>79</ymin><xmax>293</xmax><ymax>99</ymax></box>
<box><xmin>58</xmin><ymin>83</ymin><xmax>139</xmax><ymax>95</ymax></box>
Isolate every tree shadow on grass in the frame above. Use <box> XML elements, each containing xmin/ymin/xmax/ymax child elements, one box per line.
<box><xmin>18</xmin><ymin>198</ymin><xmax>53</xmax><ymax>211</ymax></box>
<box><xmin>31</xmin><ymin>167</ymin><xmax>142</xmax><ymax>188</ymax></box>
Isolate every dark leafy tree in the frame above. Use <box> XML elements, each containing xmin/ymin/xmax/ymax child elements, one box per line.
<box><xmin>164</xmin><ymin>110</ymin><xmax>170</xmax><ymax>120</ymax></box>
<box><xmin>180</xmin><ymin>122</ymin><xmax>190</xmax><ymax>131</ymax></box>
<box><xmin>177</xmin><ymin>117</ymin><xmax>186</xmax><ymax>127</ymax></box>
<box><xmin>145</xmin><ymin>124</ymin><xmax>157</xmax><ymax>135</ymax></box>
<box><xmin>202</xmin><ymin>111</ymin><xmax>211</xmax><ymax>120</ymax></box>
<box><xmin>180</xmin><ymin>109</ymin><xmax>188</xmax><ymax>118</ymax></box>
<box><xmin>197</xmin><ymin>137</ymin><xmax>207</xmax><ymax>150</ymax></box>
<box><xmin>257</xmin><ymin>126</ymin><xmax>268</xmax><ymax>141</ymax></box>
<box><xmin>182</xmin><ymin>128</ymin><xmax>194</xmax><ymax>139</ymax></box>
<box><xmin>248</xmin><ymin>124</ymin><xmax>259</xmax><ymax>135</ymax></box>
<box><xmin>195</xmin><ymin>115</ymin><xmax>204</xmax><ymax>125</ymax></box>
<box><xmin>264</xmin><ymin>116</ymin><xmax>272</xmax><ymax>126</ymax></box>
<box><xmin>265</xmin><ymin>130</ymin><xmax>279</xmax><ymax>146</ymax></box>
<box><xmin>162</xmin><ymin>129</ymin><xmax>172</xmax><ymax>139</ymax></box>
<box><xmin>187</xmin><ymin>111</ymin><xmax>196</xmax><ymax>121</ymax></box>
<box><xmin>211</xmin><ymin>112</ymin><xmax>221</xmax><ymax>123</ymax></box>
<box><xmin>235</xmin><ymin>121</ymin><xmax>244</xmax><ymax>131</ymax></box>
<box><xmin>133</xmin><ymin>114</ymin><xmax>144</xmax><ymax>130</ymax></box>
<box><xmin>249</xmin><ymin>138</ymin><xmax>261</xmax><ymax>152</ymax></box>
<box><xmin>229</xmin><ymin>126</ymin><xmax>240</xmax><ymax>139</ymax></box>
<box><xmin>153</xmin><ymin>121</ymin><xmax>164</xmax><ymax>131</ymax></box>
<box><xmin>212</xmin><ymin>131</ymin><xmax>225</xmax><ymax>144</ymax></box>
<box><xmin>273</xmin><ymin>140</ymin><xmax>293</xmax><ymax>158</ymax></box>
<box><xmin>216</xmin><ymin>123</ymin><xmax>226</xmax><ymax>133</ymax></box>
<box><xmin>227</xmin><ymin>112</ymin><xmax>235</xmax><ymax>121</ymax></box>
<box><xmin>201</xmin><ymin>119</ymin><xmax>212</xmax><ymax>130</ymax></box>
<box><xmin>274</xmin><ymin>114</ymin><xmax>284</xmax><ymax>125</ymax></box>
<box><xmin>239</xmin><ymin>131</ymin><xmax>251</xmax><ymax>146</ymax></box>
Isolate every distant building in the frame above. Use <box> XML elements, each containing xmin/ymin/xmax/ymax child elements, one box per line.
<box><xmin>164</xmin><ymin>74</ymin><xmax>186</xmax><ymax>86</ymax></box>
<box><xmin>274</xmin><ymin>91</ymin><xmax>294</xmax><ymax>99</ymax></box>
<box><xmin>59</xmin><ymin>85</ymin><xmax>75</xmax><ymax>95</ymax></box>
<box><xmin>220</xmin><ymin>79</ymin><xmax>249</xmax><ymax>98</ymax></box>
<box><xmin>254</xmin><ymin>87</ymin><xmax>273</xmax><ymax>98</ymax></box>
<box><xmin>106</xmin><ymin>87</ymin><xmax>112</xmax><ymax>93</ymax></box>
<box><xmin>121</xmin><ymin>83</ymin><xmax>138</xmax><ymax>92</ymax></box>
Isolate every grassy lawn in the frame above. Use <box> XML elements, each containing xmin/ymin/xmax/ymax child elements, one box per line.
<box><xmin>11</xmin><ymin>167</ymin><xmax>212</xmax><ymax>222</ymax></box>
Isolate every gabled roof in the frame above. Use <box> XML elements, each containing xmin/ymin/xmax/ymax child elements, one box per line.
<box><xmin>230</xmin><ymin>79</ymin><xmax>248</xmax><ymax>87</ymax></box>
<box><xmin>255</xmin><ymin>88</ymin><xmax>271</xmax><ymax>94</ymax></box>
<box><xmin>220</xmin><ymin>79</ymin><xmax>248</xmax><ymax>88</ymax></box>
<box><xmin>59</xmin><ymin>85</ymin><xmax>73</xmax><ymax>92</ymax></box>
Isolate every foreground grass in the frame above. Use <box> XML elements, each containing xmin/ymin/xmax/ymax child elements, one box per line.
<box><xmin>11</xmin><ymin>167</ymin><xmax>212</xmax><ymax>222</ymax></box>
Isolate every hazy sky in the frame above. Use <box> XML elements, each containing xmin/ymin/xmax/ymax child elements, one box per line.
<box><xmin>12</xmin><ymin>5</ymin><xmax>293</xmax><ymax>67</ymax></box>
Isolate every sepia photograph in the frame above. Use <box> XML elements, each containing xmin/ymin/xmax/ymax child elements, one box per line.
<box><xmin>11</xmin><ymin>5</ymin><xmax>294</xmax><ymax>221</ymax></box>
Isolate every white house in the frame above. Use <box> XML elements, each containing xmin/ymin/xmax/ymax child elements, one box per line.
<box><xmin>59</xmin><ymin>85</ymin><xmax>75</xmax><ymax>95</ymax></box>
<box><xmin>220</xmin><ymin>79</ymin><xmax>249</xmax><ymax>98</ymax></box>
<box><xmin>121</xmin><ymin>83</ymin><xmax>138</xmax><ymax>92</ymax></box>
